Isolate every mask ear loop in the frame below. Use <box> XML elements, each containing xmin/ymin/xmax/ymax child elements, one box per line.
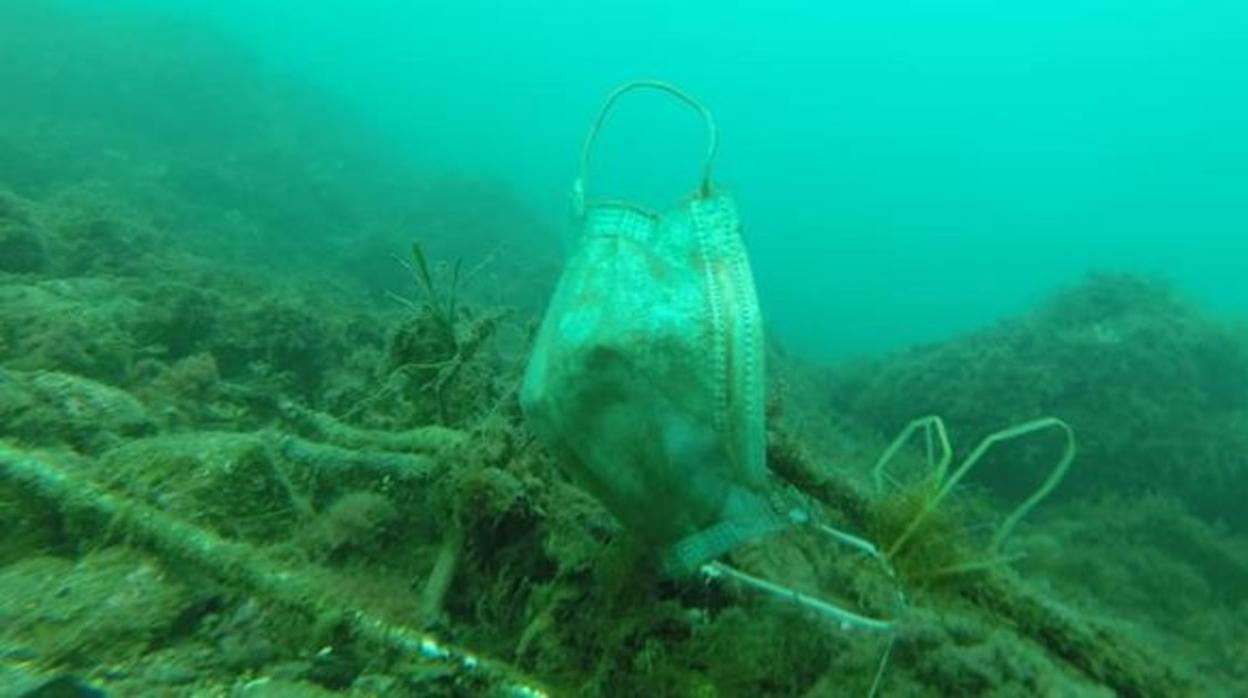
<box><xmin>699</xmin><ymin>515</ymin><xmax>903</xmax><ymax>698</ymax></box>
<box><xmin>572</xmin><ymin>80</ymin><xmax>718</xmax><ymax>218</ymax></box>
<box><xmin>699</xmin><ymin>518</ymin><xmax>902</xmax><ymax>634</ymax></box>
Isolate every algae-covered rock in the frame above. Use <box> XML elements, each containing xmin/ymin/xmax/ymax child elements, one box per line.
<box><xmin>1029</xmin><ymin>494</ymin><xmax>1248</xmax><ymax>674</ymax></box>
<box><xmin>0</xmin><ymin>279</ymin><xmax>141</xmax><ymax>383</ymax></box>
<box><xmin>0</xmin><ymin>461</ymin><xmax>68</xmax><ymax>567</ymax></box>
<box><xmin>99</xmin><ymin>431</ymin><xmax>304</xmax><ymax>542</ymax></box>
<box><xmin>0</xmin><ymin>368</ymin><xmax>36</xmax><ymax>428</ymax></box>
<box><xmin>0</xmin><ymin>220</ymin><xmax>48</xmax><ymax>274</ymax></box>
<box><xmin>0</xmin><ymin>369</ymin><xmax>154</xmax><ymax>452</ymax></box>
<box><xmin>0</xmin><ymin>548</ymin><xmax>188</xmax><ymax>666</ymax></box>
<box><xmin>0</xmin><ymin>189</ymin><xmax>48</xmax><ymax>273</ymax></box>
<box><xmin>835</xmin><ymin>272</ymin><xmax>1248</xmax><ymax>526</ymax></box>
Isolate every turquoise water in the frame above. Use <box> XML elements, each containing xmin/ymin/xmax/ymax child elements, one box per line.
<box><xmin>91</xmin><ymin>0</ymin><xmax>1248</xmax><ymax>357</ymax></box>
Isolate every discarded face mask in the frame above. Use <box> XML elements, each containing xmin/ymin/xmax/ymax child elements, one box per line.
<box><xmin>520</xmin><ymin>80</ymin><xmax>786</xmax><ymax>575</ymax></box>
<box><xmin>523</xmin><ymin>84</ymin><xmax>1085</xmax><ymax>696</ymax></box>
<box><xmin>521</xmin><ymin>80</ymin><xmax>899</xmax><ymax>638</ymax></box>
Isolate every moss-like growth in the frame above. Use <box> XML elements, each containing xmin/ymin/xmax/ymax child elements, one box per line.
<box><xmin>837</xmin><ymin>272</ymin><xmax>1248</xmax><ymax>528</ymax></box>
<box><xmin>866</xmin><ymin>416</ymin><xmax>1074</xmax><ymax>593</ymax></box>
<box><xmin>869</xmin><ymin>476</ymin><xmax>985</xmax><ymax>589</ymax></box>
<box><xmin>0</xmin><ymin>219</ymin><xmax>47</xmax><ymax>273</ymax></box>
<box><xmin>0</xmin><ymin>369</ymin><xmax>154</xmax><ymax>452</ymax></box>
<box><xmin>298</xmin><ymin>490</ymin><xmax>399</xmax><ymax>562</ymax></box>
<box><xmin>98</xmin><ymin>432</ymin><xmax>304</xmax><ymax>542</ymax></box>
<box><xmin>0</xmin><ymin>280</ymin><xmax>141</xmax><ymax>385</ymax></box>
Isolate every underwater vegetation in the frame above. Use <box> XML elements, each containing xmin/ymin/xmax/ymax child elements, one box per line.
<box><xmin>828</xmin><ymin>271</ymin><xmax>1248</xmax><ymax>529</ymax></box>
<box><xmin>6</xmin><ymin>166</ymin><xmax>1247</xmax><ymax>695</ymax></box>
<box><xmin>2</xmin><ymin>3</ymin><xmax>1248</xmax><ymax>697</ymax></box>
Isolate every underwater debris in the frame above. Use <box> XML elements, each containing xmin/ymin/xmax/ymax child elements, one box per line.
<box><xmin>521</xmin><ymin>80</ymin><xmax>779</xmax><ymax>578</ymax></box>
<box><xmin>511</xmin><ymin>81</ymin><xmax>1210</xmax><ymax>696</ymax></box>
